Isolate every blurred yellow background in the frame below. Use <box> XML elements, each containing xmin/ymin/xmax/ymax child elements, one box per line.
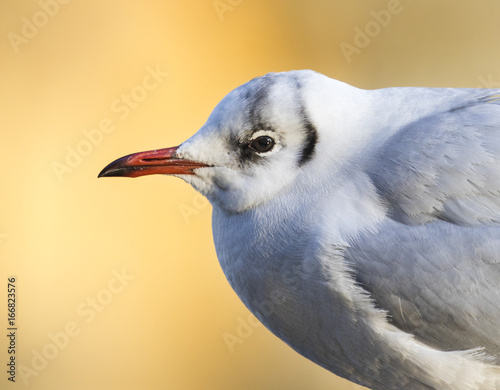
<box><xmin>1</xmin><ymin>1</ymin><xmax>500</xmax><ymax>389</ymax></box>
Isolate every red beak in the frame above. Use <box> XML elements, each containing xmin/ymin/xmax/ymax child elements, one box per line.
<box><xmin>98</xmin><ymin>146</ymin><xmax>209</xmax><ymax>178</ymax></box>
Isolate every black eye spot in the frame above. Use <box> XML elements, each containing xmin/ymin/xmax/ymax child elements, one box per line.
<box><xmin>249</xmin><ymin>136</ymin><xmax>275</xmax><ymax>153</ymax></box>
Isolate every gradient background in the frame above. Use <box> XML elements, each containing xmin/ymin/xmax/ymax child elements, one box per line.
<box><xmin>2</xmin><ymin>1</ymin><xmax>500</xmax><ymax>389</ymax></box>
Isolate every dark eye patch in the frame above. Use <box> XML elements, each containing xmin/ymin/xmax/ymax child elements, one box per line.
<box><xmin>236</xmin><ymin>126</ymin><xmax>276</xmax><ymax>166</ymax></box>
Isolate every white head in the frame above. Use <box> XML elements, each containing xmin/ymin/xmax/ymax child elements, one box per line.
<box><xmin>99</xmin><ymin>70</ymin><xmax>364</xmax><ymax>213</ymax></box>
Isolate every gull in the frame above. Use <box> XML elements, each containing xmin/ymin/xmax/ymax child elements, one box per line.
<box><xmin>99</xmin><ymin>70</ymin><xmax>500</xmax><ymax>390</ymax></box>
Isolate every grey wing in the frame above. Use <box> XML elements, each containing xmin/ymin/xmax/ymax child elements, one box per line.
<box><xmin>368</xmin><ymin>89</ymin><xmax>500</xmax><ymax>226</ymax></box>
<box><xmin>345</xmin><ymin>222</ymin><xmax>500</xmax><ymax>359</ymax></box>
<box><xmin>348</xmin><ymin>89</ymin><xmax>500</xmax><ymax>359</ymax></box>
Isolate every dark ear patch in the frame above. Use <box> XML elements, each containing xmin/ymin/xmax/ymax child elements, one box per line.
<box><xmin>298</xmin><ymin>117</ymin><xmax>318</xmax><ymax>166</ymax></box>
<box><xmin>294</xmin><ymin>76</ymin><xmax>318</xmax><ymax>166</ymax></box>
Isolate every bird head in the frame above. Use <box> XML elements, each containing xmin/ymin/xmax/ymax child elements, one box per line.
<box><xmin>99</xmin><ymin>70</ymin><xmax>360</xmax><ymax>213</ymax></box>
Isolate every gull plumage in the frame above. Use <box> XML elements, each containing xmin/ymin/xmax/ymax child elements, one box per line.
<box><xmin>99</xmin><ymin>70</ymin><xmax>500</xmax><ymax>389</ymax></box>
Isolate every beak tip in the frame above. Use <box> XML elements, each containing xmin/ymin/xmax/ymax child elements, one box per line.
<box><xmin>98</xmin><ymin>167</ymin><xmax>135</xmax><ymax>179</ymax></box>
<box><xmin>98</xmin><ymin>164</ymin><xmax>119</xmax><ymax>179</ymax></box>
<box><xmin>98</xmin><ymin>154</ymin><xmax>136</xmax><ymax>178</ymax></box>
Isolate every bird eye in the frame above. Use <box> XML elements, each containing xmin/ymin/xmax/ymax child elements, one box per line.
<box><xmin>249</xmin><ymin>136</ymin><xmax>275</xmax><ymax>153</ymax></box>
